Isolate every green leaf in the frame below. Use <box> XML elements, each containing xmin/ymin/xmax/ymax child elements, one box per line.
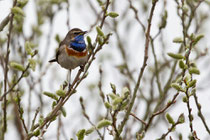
<box><xmin>39</xmin><ymin>115</ymin><xmax>44</xmax><ymax>126</ymax></box>
<box><xmin>188</xmin><ymin>80</ymin><xmax>196</xmax><ymax>88</ymax></box>
<box><xmin>85</xmin><ymin>127</ymin><xmax>95</xmax><ymax>135</ymax></box>
<box><xmin>28</xmin><ymin>58</ymin><xmax>36</xmax><ymax>71</ymax></box>
<box><xmin>182</xmin><ymin>96</ymin><xmax>188</xmax><ymax>103</ymax></box>
<box><xmin>25</xmin><ymin>41</ymin><xmax>32</xmax><ymax>55</ymax></box>
<box><xmin>108</xmin><ymin>93</ymin><xmax>118</xmax><ymax>100</ymax></box>
<box><xmin>112</xmin><ymin>97</ymin><xmax>123</xmax><ymax>105</ymax></box>
<box><xmin>173</xmin><ymin>37</ymin><xmax>183</xmax><ymax>43</ymax></box>
<box><xmin>43</xmin><ymin>92</ymin><xmax>58</xmax><ymax>100</ymax></box>
<box><xmin>166</xmin><ymin>113</ymin><xmax>175</xmax><ymax>125</ymax></box>
<box><xmin>61</xmin><ymin>107</ymin><xmax>66</xmax><ymax>117</ymax></box>
<box><xmin>25</xmin><ymin>41</ymin><xmax>36</xmax><ymax>56</ymax></box>
<box><xmin>189</xmin><ymin>67</ymin><xmax>200</xmax><ymax>75</ymax></box>
<box><xmin>33</xmin><ymin>129</ymin><xmax>40</xmax><ymax>136</ymax></box>
<box><xmin>10</xmin><ymin>62</ymin><xmax>25</xmax><ymax>71</ymax></box>
<box><xmin>178</xmin><ymin>113</ymin><xmax>185</xmax><ymax>124</ymax></box>
<box><xmin>167</xmin><ymin>53</ymin><xmax>184</xmax><ymax>59</ymax></box>
<box><xmin>122</xmin><ymin>87</ymin><xmax>130</xmax><ymax>98</ymax></box>
<box><xmin>52</xmin><ymin>101</ymin><xmax>57</xmax><ymax>108</ymax></box>
<box><xmin>190</xmin><ymin>88</ymin><xmax>196</xmax><ymax>96</ymax></box>
<box><xmin>97</xmin><ymin>36</ymin><xmax>103</xmax><ymax>45</ymax></box>
<box><xmin>17</xmin><ymin>0</ymin><xmax>28</xmax><ymax>8</ymax></box>
<box><xmin>108</xmin><ymin>12</ymin><xmax>119</xmax><ymax>18</ymax></box>
<box><xmin>159</xmin><ymin>10</ymin><xmax>167</xmax><ymax>29</ymax></box>
<box><xmin>96</xmin><ymin>0</ymin><xmax>103</xmax><ymax>6</ymax></box>
<box><xmin>110</xmin><ymin>83</ymin><xmax>116</xmax><ymax>93</ymax></box>
<box><xmin>86</xmin><ymin>36</ymin><xmax>92</xmax><ymax>46</ymax></box>
<box><xmin>104</xmin><ymin>102</ymin><xmax>112</xmax><ymax>109</ymax></box>
<box><xmin>189</xmin><ymin>114</ymin><xmax>194</xmax><ymax>121</ymax></box>
<box><xmin>179</xmin><ymin>60</ymin><xmax>185</xmax><ymax>69</ymax></box>
<box><xmin>171</xmin><ymin>83</ymin><xmax>185</xmax><ymax>92</ymax></box>
<box><xmin>96</xmin><ymin>26</ymin><xmax>104</xmax><ymax>37</ymax></box>
<box><xmin>76</xmin><ymin>129</ymin><xmax>86</xmax><ymax>140</ymax></box>
<box><xmin>96</xmin><ymin>119</ymin><xmax>112</xmax><ymax>129</ymax></box>
<box><xmin>23</xmin><ymin>71</ymin><xmax>29</xmax><ymax>77</ymax></box>
<box><xmin>192</xmin><ymin>34</ymin><xmax>204</xmax><ymax>45</ymax></box>
<box><xmin>121</xmin><ymin>99</ymin><xmax>130</xmax><ymax>110</ymax></box>
<box><xmin>55</xmin><ymin>34</ymin><xmax>61</xmax><ymax>43</ymax></box>
<box><xmin>20</xmin><ymin>107</ymin><xmax>24</xmax><ymax>114</ymax></box>
<box><xmin>56</xmin><ymin>89</ymin><xmax>65</xmax><ymax>97</ymax></box>
<box><xmin>11</xmin><ymin>7</ymin><xmax>25</xmax><ymax>16</ymax></box>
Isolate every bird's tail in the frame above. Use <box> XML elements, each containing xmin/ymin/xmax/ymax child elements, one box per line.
<box><xmin>49</xmin><ymin>59</ymin><xmax>57</xmax><ymax>63</ymax></box>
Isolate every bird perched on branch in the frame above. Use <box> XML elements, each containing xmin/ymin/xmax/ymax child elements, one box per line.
<box><xmin>49</xmin><ymin>28</ymin><xmax>88</xmax><ymax>83</ymax></box>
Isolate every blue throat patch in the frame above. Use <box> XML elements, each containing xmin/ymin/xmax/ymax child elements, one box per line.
<box><xmin>70</xmin><ymin>35</ymin><xmax>86</xmax><ymax>52</ymax></box>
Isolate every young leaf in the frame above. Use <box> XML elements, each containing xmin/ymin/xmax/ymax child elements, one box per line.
<box><xmin>179</xmin><ymin>60</ymin><xmax>185</xmax><ymax>69</ymax></box>
<box><xmin>25</xmin><ymin>41</ymin><xmax>33</xmax><ymax>56</ymax></box>
<box><xmin>108</xmin><ymin>12</ymin><xmax>119</xmax><ymax>18</ymax></box>
<box><xmin>96</xmin><ymin>119</ymin><xmax>112</xmax><ymax>129</ymax></box>
<box><xmin>56</xmin><ymin>89</ymin><xmax>66</xmax><ymax>97</ymax></box>
<box><xmin>188</xmin><ymin>80</ymin><xmax>197</xmax><ymax>88</ymax></box>
<box><xmin>11</xmin><ymin>7</ymin><xmax>25</xmax><ymax>16</ymax></box>
<box><xmin>166</xmin><ymin>113</ymin><xmax>175</xmax><ymax>125</ymax></box>
<box><xmin>85</xmin><ymin>127</ymin><xmax>95</xmax><ymax>135</ymax></box>
<box><xmin>96</xmin><ymin>26</ymin><xmax>104</xmax><ymax>37</ymax></box>
<box><xmin>28</xmin><ymin>58</ymin><xmax>36</xmax><ymax>71</ymax></box>
<box><xmin>104</xmin><ymin>102</ymin><xmax>112</xmax><ymax>109</ymax></box>
<box><xmin>76</xmin><ymin>129</ymin><xmax>86</xmax><ymax>140</ymax></box>
<box><xmin>10</xmin><ymin>62</ymin><xmax>25</xmax><ymax>71</ymax></box>
<box><xmin>173</xmin><ymin>37</ymin><xmax>183</xmax><ymax>43</ymax></box>
<box><xmin>167</xmin><ymin>53</ymin><xmax>184</xmax><ymax>59</ymax></box>
<box><xmin>171</xmin><ymin>83</ymin><xmax>185</xmax><ymax>92</ymax></box>
<box><xmin>43</xmin><ymin>92</ymin><xmax>58</xmax><ymax>100</ymax></box>
<box><xmin>189</xmin><ymin>67</ymin><xmax>200</xmax><ymax>75</ymax></box>
<box><xmin>178</xmin><ymin>113</ymin><xmax>185</xmax><ymax>124</ymax></box>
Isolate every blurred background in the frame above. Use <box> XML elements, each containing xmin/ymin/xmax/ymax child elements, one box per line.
<box><xmin>0</xmin><ymin>0</ymin><xmax>210</xmax><ymax>139</ymax></box>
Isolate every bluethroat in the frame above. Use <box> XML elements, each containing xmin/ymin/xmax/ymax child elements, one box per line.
<box><xmin>49</xmin><ymin>28</ymin><xmax>88</xmax><ymax>70</ymax></box>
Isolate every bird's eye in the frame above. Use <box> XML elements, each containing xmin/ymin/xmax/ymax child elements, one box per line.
<box><xmin>74</xmin><ymin>32</ymin><xmax>80</xmax><ymax>35</ymax></box>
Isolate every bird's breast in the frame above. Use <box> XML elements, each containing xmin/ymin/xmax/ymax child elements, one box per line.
<box><xmin>65</xmin><ymin>45</ymin><xmax>88</xmax><ymax>58</ymax></box>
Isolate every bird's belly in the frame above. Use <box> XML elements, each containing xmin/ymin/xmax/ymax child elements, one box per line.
<box><xmin>58</xmin><ymin>51</ymin><xmax>87</xmax><ymax>69</ymax></box>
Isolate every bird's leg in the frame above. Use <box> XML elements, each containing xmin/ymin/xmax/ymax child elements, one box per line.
<box><xmin>67</xmin><ymin>69</ymin><xmax>72</xmax><ymax>88</ymax></box>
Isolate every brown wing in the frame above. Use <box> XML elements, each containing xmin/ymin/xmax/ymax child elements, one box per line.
<box><xmin>49</xmin><ymin>41</ymin><xmax>65</xmax><ymax>63</ymax></box>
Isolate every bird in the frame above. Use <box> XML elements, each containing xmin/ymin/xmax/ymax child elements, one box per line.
<box><xmin>49</xmin><ymin>28</ymin><xmax>88</xmax><ymax>84</ymax></box>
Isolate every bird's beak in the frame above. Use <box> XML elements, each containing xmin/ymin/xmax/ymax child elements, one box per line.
<box><xmin>82</xmin><ymin>31</ymin><xmax>88</xmax><ymax>35</ymax></box>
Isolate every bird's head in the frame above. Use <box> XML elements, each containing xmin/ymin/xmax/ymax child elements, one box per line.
<box><xmin>66</xmin><ymin>28</ymin><xmax>87</xmax><ymax>42</ymax></box>
<box><xmin>64</xmin><ymin>28</ymin><xmax>87</xmax><ymax>52</ymax></box>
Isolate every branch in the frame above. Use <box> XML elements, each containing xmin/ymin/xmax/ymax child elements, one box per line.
<box><xmin>130</xmin><ymin>112</ymin><xmax>146</xmax><ymax>126</ymax></box>
<box><xmin>26</xmin><ymin>1</ymin><xmax>112</xmax><ymax>138</ymax></box>
<box><xmin>128</xmin><ymin>0</ymin><xmax>146</xmax><ymax>32</ymax></box>
<box><xmin>193</xmin><ymin>93</ymin><xmax>210</xmax><ymax>134</ymax></box>
<box><xmin>0</xmin><ymin>50</ymin><xmax>37</xmax><ymax>101</ymax></box>
<box><xmin>117</xmin><ymin>0</ymin><xmax>159</xmax><ymax>137</ymax></box>
<box><xmin>2</xmin><ymin>0</ymin><xmax>17</xmax><ymax>139</ymax></box>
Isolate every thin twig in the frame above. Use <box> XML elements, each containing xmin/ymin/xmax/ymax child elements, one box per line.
<box><xmin>128</xmin><ymin>0</ymin><xmax>146</xmax><ymax>32</ymax></box>
<box><xmin>144</xmin><ymin>92</ymin><xmax>178</xmax><ymax>131</ymax></box>
<box><xmin>79</xmin><ymin>97</ymin><xmax>103</xmax><ymax>139</ymax></box>
<box><xmin>193</xmin><ymin>93</ymin><xmax>210</xmax><ymax>134</ymax></box>
<box><xmin>16</xmin><ymin>92</ymin><xmax>28</xmax><ymax>134</ymax></box>
<box><xmin>0</xmin><ymin>49</ymin><xmax>37</xmax><ymax>101</ymax></box>
<box><xmin>30</xmin><ymin>107</ymin><xmax>40</xmax><ymax>131</ymax></box>
<box><xmin>130</xmin><ymin>113</ymin><xmax>146</xmax><ymax>126</ymax></box>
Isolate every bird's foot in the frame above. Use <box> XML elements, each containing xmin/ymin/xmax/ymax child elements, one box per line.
<box><xmin>80</xmin><ymin>65</ymin><xmax>85</xmax><ymax>72</ymax></box>
<box><xmin>68</xmin><ymin>83</ymin><xmax>72</xmax><ymax>89</ymax></box>
<box><xmin>62</xmin><ymin>81</ymin><xmax>68</xmax><ymax>90</ymax></box>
